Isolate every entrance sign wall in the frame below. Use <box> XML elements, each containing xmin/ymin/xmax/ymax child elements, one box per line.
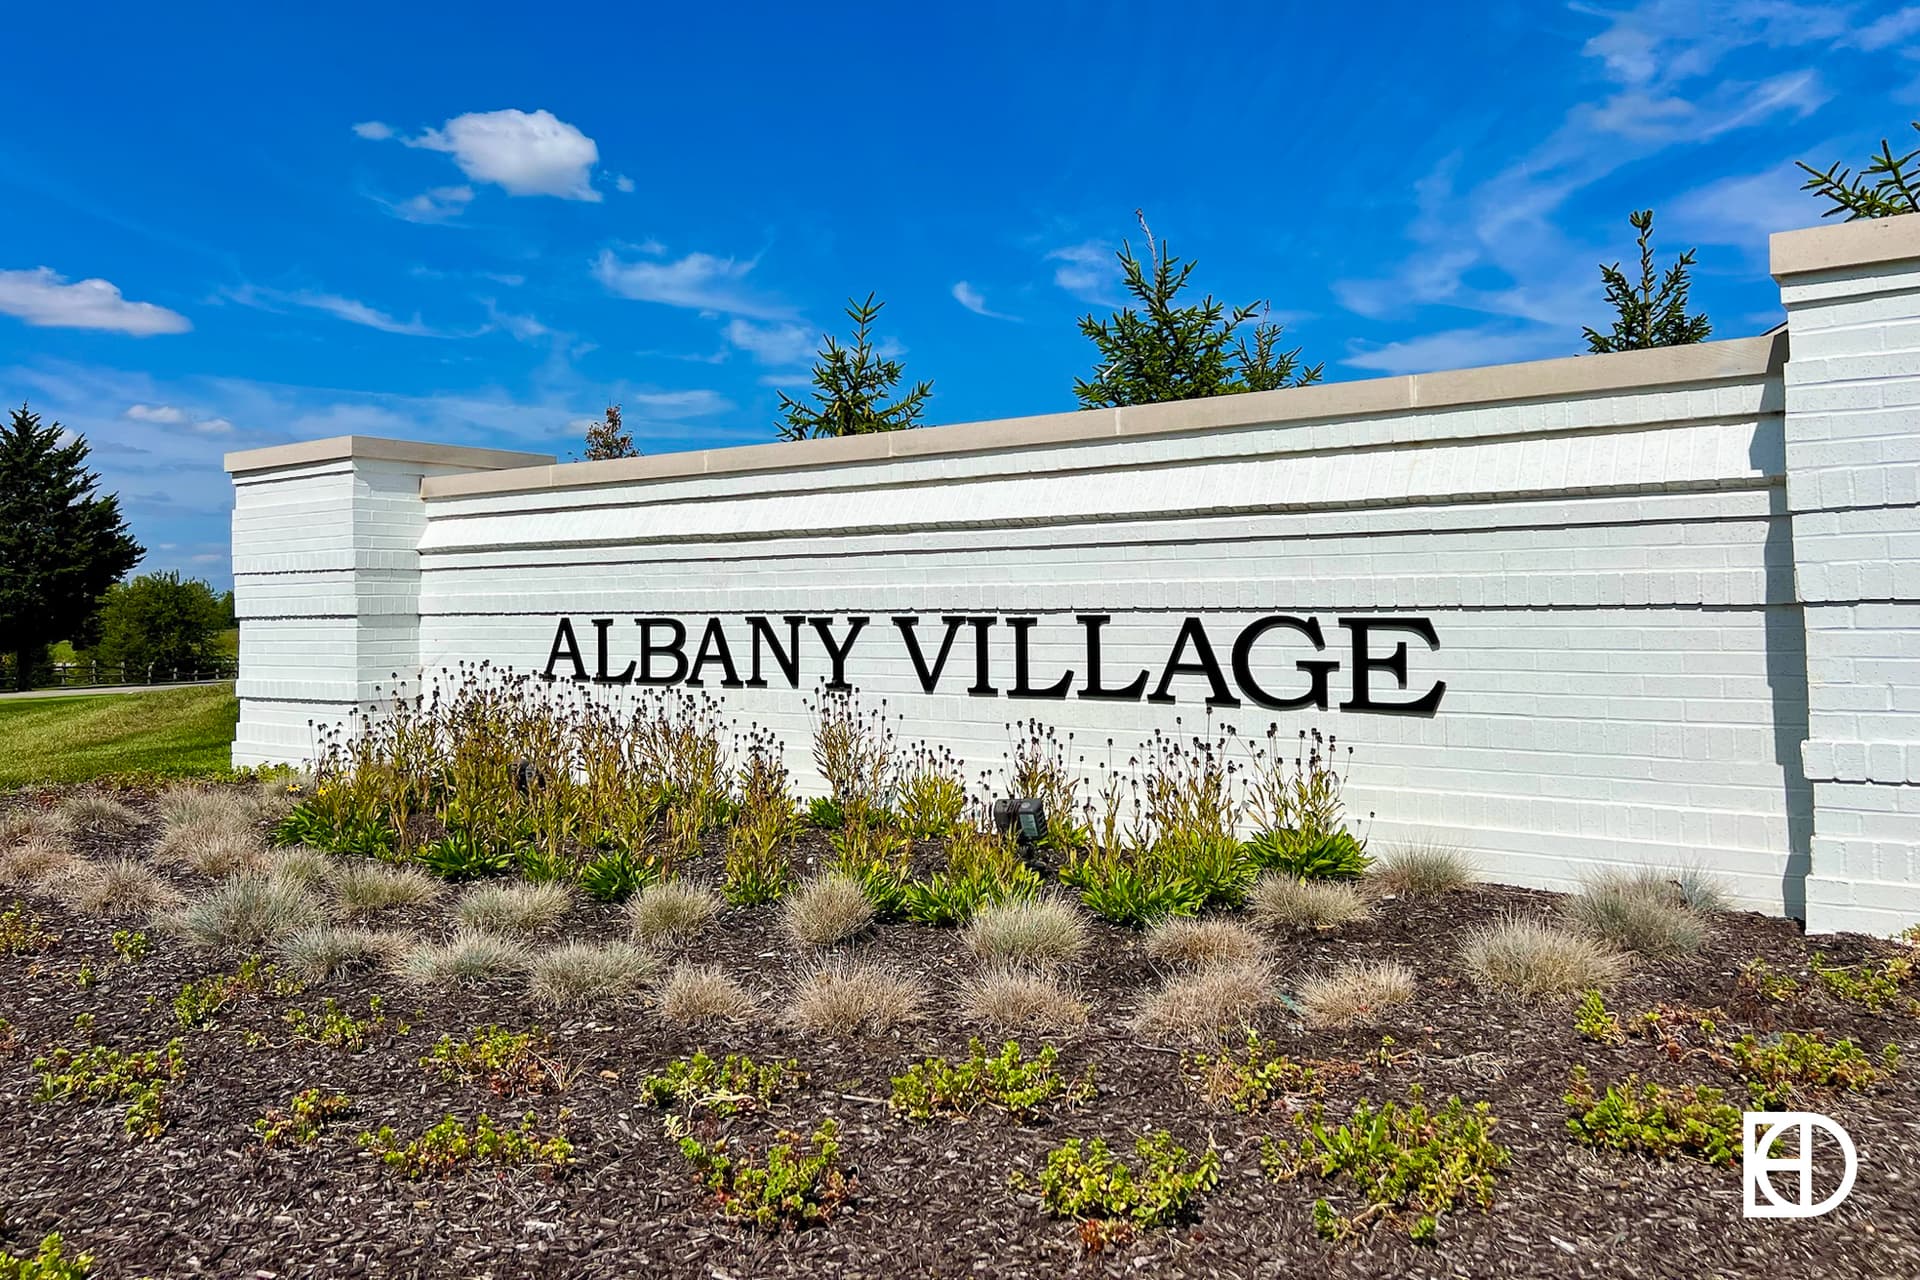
<box><xmin>225</xmin><ymin>216</ymin><xmax>1920</xmax><ymax>935</ymax></box>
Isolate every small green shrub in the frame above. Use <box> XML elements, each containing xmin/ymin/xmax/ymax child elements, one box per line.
<box><xmin>110</xmin><ymin>929</ymin><xmax>150</xmax><ymax>962</ymax></box>
<box><xmin>641</xmin><ymin>1050</ymin><xmax>799</xmax><ymax>1117</ymax></box>
<box><xmin>1190</xmin><ymin>1033</ymin><xmax>1325</xmax><ymax>1113</ymax></box>
<box><xmin>1061</xmin><ymin>858</ymin><xmax>1204</xmax><ymax>928</ymax></box>
<box><xmin>889</xmin><ymin>1038</ymin><xmax>1095</xmax><ymax>1122</ymax></box>
<box><xmin>1563</xmin><ymin>1067</ymin><xmax>1741</xmax><ymax>1164</ymax></box>
<box><xmin>359</xmin><ymin>1111</ymin><xmax>572</xmax><ymax>1178</ymax></box>
<box><xmin>172</xmin><ymin>956</ymin><xmax>304</xmax><ymax>1028</ymax></box>
<box><xmin>33</xmin><ymin>1038</ymin><xmax>187</xmax><ymax>1139</ymax></box>
<box><xmin>1573</xmin><ymin>990</ymin><xmax>1625</xmax><ymax>1044</ymax></box>
<box><xmin>282</xmin><ymin>996</ymin><xmax>394</xmax><ymax>1052</ymax></box>
<box><xmin>675</xmin><ymin>1118</ymin><xmax>854</xmax><ymax>1230</ymax></box>
<box><xmin>0</xmin><ymin>900</ymin><xmax>58</xmax><ymax>955</ymax></box>
<box><xmin>1728</xmin><ymin>1031</ymin><xmax>1898</xmax><ymax>1107</ymax></box>
<box><xmin>1030</xmin><ymin>1131</ymin><xmax>1220</xmax><ymax>1228</ymax></box>
<box><xmin>332</xmin><ymin>861</ymin><xmax>440</xmax><ymax>917</ymax></box>
<box><xmin>423</xmin><ymin>1025</ymin><xmax>570</xmax><ymax>1097</ymax></box>
<box><xmin>1265</xmin><ymin>1087</ymin><xmax>1508</xmax><ymax>1244</ymax></box>
<box><xmin>254</xmin><ymin>1088</ymin><xmax>351</xmax><ymax>1148</ymax></box>
<box><xmin>1564</xmin><ymin>873</ymin><xmax>1706</xmax><ymax>957</ymax></box>
<box><xmin>0</xmin><ymin>1233</ymin><xmax>94</xmax><ymax>1280</ymax></box>
<box><xmin>395</xmin><ymin>930</ymin><xmax>529</xmax><ymax>987</ymax></box>
<box><xmin>1243</xmin><ymin>827</ymin><xmax>1371</xmax><ymax>880</ymax></box>
<box><xmin>416</xmin><ymin>832</ymin><xmax>513</xmax><ymax>881</ymax></box>
<box><xmin>1810</xmin><ymin>951</ymin><xmax>1919</xmax><ymax>1015</ymax></box>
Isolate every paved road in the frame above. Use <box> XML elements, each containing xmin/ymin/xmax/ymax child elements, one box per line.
<box><xmin>0</xmin><ymin>679</ymin><xmax>234</xmax><ymax>701</ymax></box>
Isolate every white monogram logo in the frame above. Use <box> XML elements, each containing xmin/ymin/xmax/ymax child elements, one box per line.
<box><xmin>1743</xmin><ymin>1112</ymin><xmax>1858</xmax><ymax>1219</ymax></box>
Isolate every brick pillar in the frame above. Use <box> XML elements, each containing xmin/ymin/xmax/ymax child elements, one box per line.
<box><xmin>225</xmin><ymin>436</ymin><xmax>552</xmax><ymax>768</ymax></box>
<box><xmin>1773</xmin><ymin>215</ymin><xmax>1920</xmax><ymax>936</ymax></box>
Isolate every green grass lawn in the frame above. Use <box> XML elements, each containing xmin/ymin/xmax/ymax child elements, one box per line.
<box><xmin>0</xmin><ymin>683</ymin><xmax>239</xmax><ymax>787</ymax></box>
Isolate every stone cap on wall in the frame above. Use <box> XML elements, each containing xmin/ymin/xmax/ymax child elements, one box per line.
<box><xmin>417</xmin><ymin>331</ymin><xmax>1786</xmax><ymax>500</ymax></box>
<box><xmin>1771</xmin><ymin>211</ymin><xmax>1920</xmax><ymax>278</ymax></box>
<box><xmin>226</xmin><ymin>435</ymin><xmax>556</xmax><ymax>476</ymax></box>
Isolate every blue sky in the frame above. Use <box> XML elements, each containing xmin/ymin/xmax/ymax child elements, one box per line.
<box><xmin>2</xmin><ymin>0</ymin><xmax>1914</xmax><ymax>589</ymax></box>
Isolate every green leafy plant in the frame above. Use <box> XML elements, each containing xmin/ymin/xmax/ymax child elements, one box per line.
<box><xmin>416</xmin><ymin>831</ymin><xmax>513</xmax><ymax>881</ymax></box>
<box><xmin>901</xmin><ymin>827</ymin><xmax>1042</xmax><ymax>926</ymax></box>
<box><xmin>1800</xmin><ymin>121</ymin><xmax>1920</xmax><ymax>219</ymax></box>
<box><xmin>358</xmin><ymin>1111</ymin><xmax>572</xmax><ymax>1178</ymax></box>
<box><xmin>282</xmin><ymin>996</ymin><xmax>392</xmax><ymax>1053</ymax></box>
<box><xmin>675</xmin><ymin>1118</ymin><xmax>855</xmax><ymax>1229</ymax></box>
<box><xmin>722</xmin><ymin>819</ymin><xmax>792</xmax><ymax>906</ymax></box>
<box><xmin>1809</xmin><ymin>951</ymin><xmax>1919</xmax><ymax>1015</ymax></box>
<box><xmin>888</xmin><ymin>1039</ymin><xmax>1096</xmax><ymax>1122</ymax></box>
<box><xmin>0</xmin><ymin>1233</ymin><xmax>95</xmax><ymax>1280</ymax></box>
<box><xmin>1564</xmin><ymin>1067</ymin><xmax>1741</xmax><ymax>1164</ymax></box>
<box><xmin>577</xmin><ymin>847</ymin><xmax>660</xmax><ymax>903</ymax></box>
<box><xmin>1243</xmin><ymin>827</ymin><xmax>1370</xmax><ymax>880</ymax></box>
<box><xmin>1265</xmin><ymin>1087</ymin><xmax>1508</xmax><ymax>1244</ymax></box>
<box><xmin>894</xmin><ymin>743</ymin><xmax>967</xmax><ymax>838</ymax></box>
<box><xmin>1573</xmin><ymin>990</ymin><xmax>1625</xmax><ymax>1045</ymax></box>
<box><xmin>171</xmin><ymin>956</ymin><xmax>303</xmax><ymax>1029</ymax></box>
<box><xmin>1060</xmin><ymin>857</ymin><xmax>1204</xmax><ymax>928</ymax></box>
<box><xmin>254</xmin><ymin>1087</ymin><xmax>351</xmax><ymax>1148</ymax></box>
<box><xmin>423</xmin><ymin>1025</ymin><xmax>571</xmax><ymax>1097</ymax></box>
<box><xmin>109</xmin><ymin>929</ymin><xmax>150</xmax><ymax>962</ymax></box>
<box><xmin>804</xmin><ymin>795</ymin><xmax>846</xmax><ymax>829</ymax></box>
<box><xmin>1190</xmin><ymin>1032</ymin><xmax>1327</xmax><ymax>1113</ymax></box>
<box><xmin>1727</xmin><ymin>1031</ymin><xmax>1898</xmax><ymax>1108</ymax></box>
<box><xmin>33</xmin><ymin>1038</ymin><xmax>187</xmax><ymax>1140</ymax></box>
<box><xmin>0</xmin><ymin>900</ymin><xmax>58</xmax><ymax>955</ymax></box>
<box><xmin>1030</xmin><ymin>1130</ymin><xmax>1220</xmax><ymax>1228</ymax></box>
<box><xmin>1581</xmin><ymin>209</ymin><xmax>1711</xmax><ymax>352</ymax></box>
<box><xmin>641</xmin><ymin>1051</ymin><xmax>799</xmax><ymax>1118</ymax></box>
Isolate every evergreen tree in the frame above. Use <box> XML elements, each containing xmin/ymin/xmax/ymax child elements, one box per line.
<box><xmin>95</xmin><ymin>571</ymin><xmax>226</xmax><ymax>679</ymax></box>
<box><xmin>583</xmin><ymin>404</ymin><xmax>639</xmax><ymax>460</ymax></box>
<box><xmin>1582</xmin><ymin>210</ymin><xmax>1712</xmax><ymax>354</ymax></box>
<box><xmin>0</xmin><ymin>404</ymin><xmax>143</xmax><ymax>689</ymax></box>
<box><xmin>775</xmin><ymin>294</ymin><xmax>932</xmax><ymax>441</ymax></box>
<box><xmin>1073</xmin><ymin>210</ymin><xmax>1321</xmax><ymax>409</ymax></box>
<box><xmin>1799</xmin><ymin>122</ymin><xmax>1920</xmax><ymax>220</ymax></box>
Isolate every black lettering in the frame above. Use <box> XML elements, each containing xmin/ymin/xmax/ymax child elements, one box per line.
<box><xmin>637</xmin><ymin>618</ymin><xmax>689</xmax><ymax>685</ymax></box>
<box><xmin>1231</xmin><ymin>615</ymin><xmax>1334</xmax><ymax>710</ymax></box>
<box><xmin>967</xmin><ymin>616</ymin><xmax>999</xmax><ymax>696</ymax></box>
<box><xmin>1148</xmin><ymin>616</ymin><xmax>1240</xmax><ymax>707</ymax></box>
<box><xmin>591</xmin><ymin>617</ymin><xmax>636</xmax><ymax>684</ymax></box>
<box><xmin>810</xmin><ymin>616</ymin><xmax>869</xmax><ymax>690</ymax></box>
<box><xmin>745</xmin><ymin>615</ymin><xmax>805</xmax><ymax>688</ymax></box>
<box><xmin>1007</xmin><ymin>617</ymin><xmax>1073</xmax><ymax>699</ymax></box>
<box><xmin>542</xmin><ymin>617</ymin><xmax>588</xmax><ymax>682</ymax></box>
<box><xmin>686</xmin><ymin>618</ymin><xmax>743</xmax><ymax>688</ymax></box>
<box><xmin>895</xmin><ymin>615</ymin><xmax>967</xmax><ymax>692</ymax></box>
<box><xmin>1076</xmin><ymin>614</ymin><xmax>1149</xmax><ymax>701</ymax></box>
<box><xmin>1340</xmin><ymin>617</ymin><xmax>1445</xmax><ymax>714</ymax></box>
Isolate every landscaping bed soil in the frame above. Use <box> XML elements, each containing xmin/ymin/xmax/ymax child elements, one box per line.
<box><xmin>3</xmin><ymin>788</ymin><xmax>1919</xmax><ymax>1279</ymax></box>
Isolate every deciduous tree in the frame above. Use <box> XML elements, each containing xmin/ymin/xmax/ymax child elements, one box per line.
<box><xmin>583</xmin><ymin>404</ymin><xmax>639</xmax><ymax>460</ymax></box>
<box><xmin>95</xmin><ymin>571</ymin><xmax>228</xmax><ymax>680</ymax></box>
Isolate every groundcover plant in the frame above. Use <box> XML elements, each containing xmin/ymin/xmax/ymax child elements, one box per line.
<box><xmin>1</xmin><ymin>670</ymin><xmax>1917</xmax><ymax>1278</ymax></box>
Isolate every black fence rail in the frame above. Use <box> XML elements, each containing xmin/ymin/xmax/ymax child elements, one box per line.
<box><xmin>1</xmin><ymin>660</ymin><xmax>238</xmax><ymax>691</ymax></box>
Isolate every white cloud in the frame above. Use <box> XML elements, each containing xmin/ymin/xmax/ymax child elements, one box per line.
<box><xmin>403</xmin><ymin>109</ymin><xmax>601</xmax><ymax>201</ymax></box>
<box><xmin>724</xmin><ymin>317</ymin><xmax>817</xmax><ymax>365</ymax></box>
<box><xmin>1666</xmin><ymin>161</ymin><xmax>1829</xmax><ymax>260</ymax></box>
<box><xmin>225</xmin><ymin>284</ymin><xmax>461</xmax><ymax>338</ymax></box>
<box><xmin>352</xmin><ymin>120</ymin><xmax>395</xmax><ymax>140</ymax></box>
<box><xmin>0</xmin><ymin>268</ymin><xmax>190</xmax><ymax>336</ymax></box>
<box><xmin>1343</xmin><ymin>326</ymin><xmax>1573</xmax><ymax>376</ymax></box>
<box><xmin>190</xmin><ymin>417</ymin><xmax>234</xmax><ymax>434</ymax></box>
<box><xmin>593</xmin><ymin>248</ymin><xmax>790</xmax><ymax>319</ymax></box>
<box><xmin>614</xmin><ymin>174</ymin><xmax>636</xmax><ymax>193</ymax></box>
<box><xmin>623</xmin><ymin>389</ymin><xmax>733</xmax><ymax>416</ymax></box>
<box><xmin>387</xmin><ymin>185</ymin><xmax>475</xmax><ymax>224</ymax></box>
<box><xmin>1046</xmin><ymin>242</ymin><xmax>1119</xmax><ymax>304</ymax></box>
<box><xmin>952</xmin><ymin>281</ymin><xmax>1017</xmax><ymax>320</ymax></box>
<box><xmin>125</xmin><ymin>403</ymin><xmax>186</xmax><ymax>424</ymax></box>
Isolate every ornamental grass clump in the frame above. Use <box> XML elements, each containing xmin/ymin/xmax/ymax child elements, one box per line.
<box><xmin>1564</xmin><ymin>869</ymin><xmax>1709</xmax><ymax>957</ymax></box>
<box><xmin>0</xmin><ymin>837</ymin><xmax>80</xmax><ymax>891</ymax></box>
<box><xmin>165</xmin><ymin>871</ymin><xmax>326</xmax><ymax>954</ymax></box>
<box><xmin>1143</xmin><ymin>917</ymin><xmax>1263</xmax><ymax>970</ymax></box>
<box><xmin>276</xmin><ymin>924</ymin><xmax>413</xmax><ymax>982</ymax></box>
<box><xmin>61</xmin><ymin>858</ymin><xmax>179</xmax><ymax>918</ymax></box>
<box><xmin>1296</xmin><ymin>961</ymin><xmax>1417</xmax><ymax>1030</ymax></box>
<box><xmin>626</xmin><ymin>880</ymin><xmax>722</xmax><ymax>950</ymax></box>
<box><xmin>783</xmin><ymin>873</ymin><xmax>875</xmax><ymax>947</ymax></box>
<box><xmin>788</xmin><ymin>958</ymin><xmax>926</xmax><ymax>1035</ymax></box>
<box><xmin>657</xmin><ymin>964</ymin><xmax>757</xmax><ymax>1026</ymax></box>
<box><xmin>1249</xmin><ymin>874</ymin><xmax>1371</xmax><ymax>931</ymax></box>
<box><xmin>334</xmin><ymin>861</ymin><xmax>441</xmax><ymax>917</ymax></box>
<box><xmin>961</xmin><ymin>967</ymin><xmax>1090</xmax><ymax>1034</ymax></box>
<box><xmin>963</xmin><ymin>897</ymin><xmax>1090</xmax><ymax>969</ymax></box>
<box><xmin>395</xmin><ymin>930</ymin><xmax>529</xmax><ymax>987</ymax></box>
<box><xmin>1369</xmin><ymin>842</ymin><xmax>1476</xmax><ymax>897</ymax></box>
<box><xmin>57</xmin><ymin>792</ymin><xmax>144</xmax><ymax>839</ymax></box>
<box><xmin>266</xmin><ymin>846</ymin><xmax>336</xmax><ymax>889</ymax></box>
<box><xmin>1460</xmin><ymin>915</ymin><xmax>1629</xmax><ymax>1000</ymax></box>
<box><xmin>1134</xmin><ymin>962</ymin><xmax>1273</xmax><ymax>1041</ymax></box>
<box><xmin>454</xmin><ymin>882</ymin><xmax>571</xmax><ymax>936</ymax></box>
<box><xmin>156</xmin><ymin>819</ymin><xmax>266</xmax><ymax>877</ymax></box>
<box><xmin>528</xmin><ymin>941</ymin><xmax>656</xmax><ymax>1010</ymax></box>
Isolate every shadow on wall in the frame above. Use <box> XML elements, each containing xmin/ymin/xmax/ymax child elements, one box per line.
<box><xmin>1762</xmin><ymin>489</ymin><xmax>1813</xmax><ymax>920</ymax></box>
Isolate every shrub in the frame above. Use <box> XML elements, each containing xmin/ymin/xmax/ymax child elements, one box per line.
<box><xmin>454</xmin><ymin>882</ymin><xmax>571</xmax><ymax>936</ymax></box>
<box><xmin>1062</xmin><ymin>857</ymin><xmax>1205</xmax><ymax>928</ymax></box>
<box><xmin>788</xmin><ymin>958</ymin><xmax>926</xmax><ymax>1035</ymax></box>
<box><xmin>578</xmin><ymin>847</ymin><xmax>661</xmax><ymax>903</ymax></box>
<box><xmin>165</xmin><ymin>872</ymin><xmax>326</xmax><ymax>953</ymax></box>
<box><xmin>1243</xmin><ymin>827</ymin><xmax>1371</xmax><ymax>880</ymax></box>
<box><xmin>642</xmin><ymin>1050</ymin><xmax>798</xmax><ymax>1117</ymax></box>
<box><xmin>889</xmin><ymin>1038</ymin><xmax>1095</xmax><ymax>1121</ymax></box>
<box><xmin>334</xmin><ymin>861</ymin><xmax>440</xmax><ymax>917</ymax></box>
<box><xmin>963</xmin><ymin>897</ymin><xmax>1090</xmax><ymax>969</ymax></box>
<box><xmin>657</xmin><ymin>964</ymin><xmax>757</xmax><ymax>1026</ymax></box>
<box><xmin>1730</xmin><ymin>1031</ymin><xmax>1898</xmax><ymax>1107</ymax></box>
<box><xmin>784</xmin><ymin>874</ymin><xmax>876</xmax><ymax>947</ymax></box>
<box><xmin>1190</xmin><ymin>1032</ymin><xmax>1325</xmax><ymax>1112</ymax></box>
<box><xmin>282</xmin><ymin>996</ymin><xmax>394</xmax><ymax>1052</ymax></box>
<box><xmin>1143</xmin><ymin>917</ymin><xmax>1263</xmax><ymax>970</ymax></box>
<box><xmin>61</xmin><ymin>857</ymin><xmax>180</xmax><ymax>918</ymax></box>
<box><xmin>1266</xmin><ymin>1087</ymin><xmax>1509</xmax><ymax>1244</ymax></box>
<box><xmin>1369</xmin><ymin>842</ymin><xmax>1475</xmax><ymax>897</ymax></box>
<box><xmin>1564</xmin><ymin>872</ymin><xmax>1708</xmax><ymax>956</ymax></box>
<box><xmin>276</xmin><ymin>924</ymin><xmax>412</xmax><ymax>982</ymax></box>
<box><xmin>254</xmin><ymin>1088</ymin><xmax>351</xmax><ymax>1148</ymax></box>
<box><xmin>961</xmin><ymin>968</ymin><xmax>1090</xmax><ymax>1034</ymax></box>
<box><xmin>1250</xmin><ymin>875</ymin><xmax>1371</xmax><ymax>931</ymax></box>
<box><xmin>626</xmin><ymin>880</ymin><xmax>722</xmax><ymax>950</ymax></box>
<box><xmin>0</xmin><ymin>1233</ymin><xmax>95</xmax><ymax>1280</ymax></box>
<box><xmin>1297</xmin><ymin>961</ymin><xmax>1417</xmax><ymax>1030</ymax></box>
<box><xmin>172</xmin><ymin>956</ymin><xmax>303</xmax><ymax>1027</ymax></box>
<box><xmin>676</xmin><ymin>1119</ymin><xmax>854</xmax><ymax>1230</ymax></box>
<box><xmin>359</xmin><ymin>1111</ymin><xmax>572</xmax><ymax>1178</ymax></box>
<box><xmin>1134</xmin><ymin>963</ymin><xmax>1272</xmax><ymax>1041</ymax></box>
<box><xmin>395</xmin><ymin>931</ymin><xmax>530</xmax><ymax>987</ymax></box>
<box><xmin>422</xmin><ymin>1025</ymin><xmax>571</xmax><ymax>1097</ymax></box>
<box><xmin>528</xmin><ymin>941</ymin><xmax>656</xmax><ymax>1009</ymax></box>
<box><xmin>1809</xmin><ymin>951</ymin><xmax>1920</xmax><ymax>1015</ymax></box>
<box><xmin>1031</xmin><ymin>1131</ymin><xmax>1220</xmax><ymax>1228</ymax></box>
<box><xmin>1563</xmin><ymin>1068</ymin><xmax>1741</xmax><ymax>1163</ymax></box>
<box><xmin>1459</xmin><ymin>916</ymin><xmax>1629</xmax><ymax>999</ymax></box>
<box><xmin>58</xmin><ymin>792</ymin><xmax>144</xmax><ymax>838</ymax></box>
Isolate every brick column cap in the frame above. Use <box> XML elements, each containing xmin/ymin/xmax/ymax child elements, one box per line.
<box><xmin>1772</xmin><ymin>213</ymin><xmax>1920</xmax><ymax>280</ymax></box>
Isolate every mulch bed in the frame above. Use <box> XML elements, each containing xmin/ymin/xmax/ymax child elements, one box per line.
<box><xmin>3</xmin><ymin>787</ymin><xmax>1918</xmax><ymax>1279</ymax></box>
